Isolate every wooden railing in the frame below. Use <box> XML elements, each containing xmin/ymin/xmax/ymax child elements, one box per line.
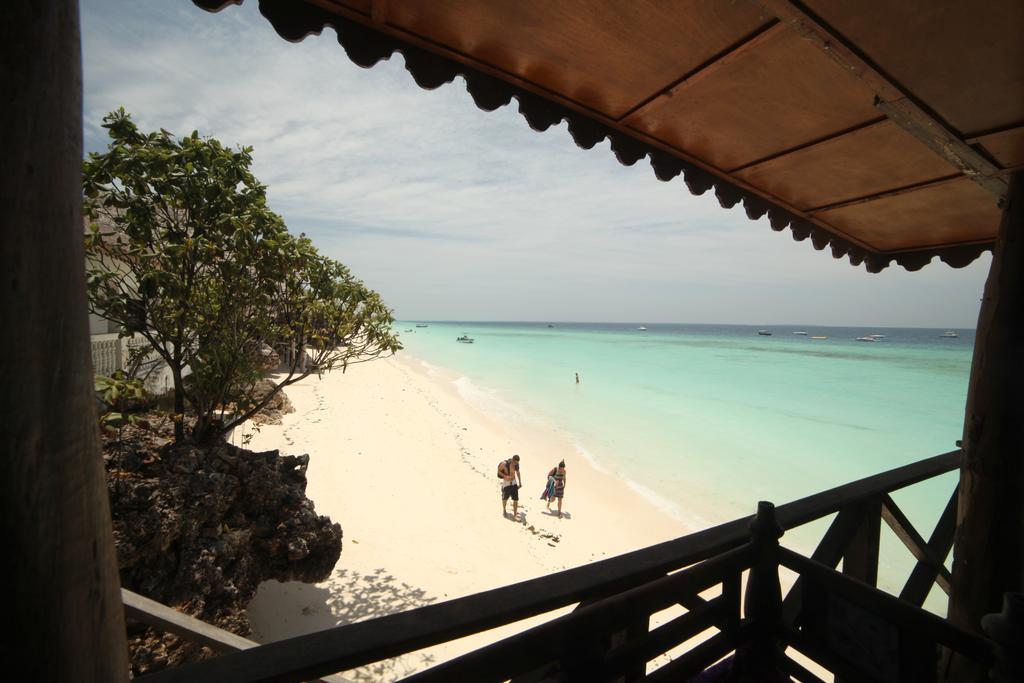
<box><xmin>138</xmin><ymin>450</ymin><xmax>997</xmax><ymax>682</ymax></box>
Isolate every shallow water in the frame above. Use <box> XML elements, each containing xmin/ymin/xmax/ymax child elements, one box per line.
<box><xmin>397</xmin><ymin>321</ymin><xmax>973</xmax><ymax>603</ymax></box>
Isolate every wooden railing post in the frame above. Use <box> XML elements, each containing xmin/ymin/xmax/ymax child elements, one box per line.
<box><xmin>734</xmin><ymin>501</ymin><xmax>786</xmax><ymax>680</ymax></box>
<box><xmin>843</xmin><ymin>498</ymin><xmax>882</xmax><ymax>587</ymax></box>
<box><xmin>982</xmin><ymin>592</ymin><xmax>1024</xmax><ymax>683</ymax></box>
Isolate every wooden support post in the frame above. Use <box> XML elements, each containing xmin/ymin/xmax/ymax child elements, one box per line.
<box><xmin>946</xmin><ymin>172</ymin><xmax>1024</xmax><ymax>680</ymax></box>
<box><xmin>949</xmin><ymin>174</ymin><xmax>1024</xmax><ymax>620</ymax></box>
<box><xmin>843</xmin><ymin>499</ymin><xmax>882</xmax><ymax>587</ymax></box>
<box><xmin>734</xmin><ymin>501</ymin><xmax>786</xmax><ymax>680</ymax></box>
<box><xmin>0</xmin><ymin>2</ymin><xmax>129</xmax><ymax>680</ymax></box>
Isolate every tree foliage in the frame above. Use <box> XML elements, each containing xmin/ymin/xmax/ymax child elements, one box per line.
<box><xmin>84</xmin><ymin>109</ymin><xmax>401</xmax><ymax>444</ymax></box>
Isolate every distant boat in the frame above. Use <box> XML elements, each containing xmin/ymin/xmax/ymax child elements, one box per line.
<box><xmin>416</xmin><ymin>324</ymin><xmax>428</xmax><ymax>328</ymax></box>
<box><xmin>456</xmin><ymin>335</ymin><xmax>474</xmax><ymax>343</ymax></box>
<box><xmin>637</xmin><ymin>326</ymin><xmax>648</xmax><ymax>331</ymax></box>
<box><xmin>793</xmin><ymin>331</ymin><xmax>809</xmax><ymax>335</ymax></box>
<box><xmin>810</xmin><ymin>336</ymin><xmax>828</xmax><ymax>340</ymax></box>
<box><xmin>757</xmin><ymin>330</ymin><xmax>772</xmax><ymax>336</ymax></box>
<box><xmin>940</xmin><ymin>330</ymin><xmax>959</xmax><ymax>338</ymax></box>
<box><xmin>869</xmin><ymin>334</ymin><xmax>885</xmax><ymax>339</ymax></box>
<box><xmin>547</xmin><ymin>324</ymin><xmax>554</xmax><ymax>328</ymax></box>
<box><xmin>856</xmin><ymin>336</ymin><xmax>877</xmax><ymax>342</ymax></box>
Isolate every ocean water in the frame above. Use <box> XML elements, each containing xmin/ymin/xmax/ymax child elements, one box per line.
<box><xmin>396</xmin><ymin>321</ymin><xmax>973</xmax><ymax>601</ymax></box>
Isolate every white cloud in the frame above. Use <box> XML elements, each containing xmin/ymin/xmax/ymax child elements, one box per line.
<box><xmin>81</xmin><ymin>0</ymin><xmax>989</xmax><ymax>326</ymax></box>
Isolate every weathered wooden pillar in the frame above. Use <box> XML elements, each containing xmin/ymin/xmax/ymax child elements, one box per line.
<box><xmin>1</xmin><ymin>2</ymin><xmax>129</xmax><ymax>680</ymax></box>
<box><xmin>734</xmin><ymin>501</ymin><xmax>787</xmax><ymax>681</ymax></box>
<box><xmin>946</xmin><ymin>172</ymin><xmax>1024</xmax><ymax>676</ymax></box>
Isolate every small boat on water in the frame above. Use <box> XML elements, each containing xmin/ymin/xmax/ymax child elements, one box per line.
<box><xmin>869</xmin><ymin>334</ymin><xmax>885</xmax><ymax>339</ymax></box>
<box><xmin>855</xmin><ymin>336</ymin><xmax>877</xmax><ymax>342</ymax></box>
<box><xmin>416</xmin><ymin>324</ymin><xmax>428</xmax><ymax>328</ymax></box>
<box><xmin>940</xmin><ymin>330</ymin><xmax>959</xmax><ymax>338</ymax></box>
<box><xmin>757</xmin><ymin>330</ymin><xmax>772</xmax><ymax>336</ymax></box>
<box><xmin>793</xmin><ymin>331</ymin><xmax>808</xmax><ymax>335</ymax></box>
<box><xmin>456</xmin><ymin>335</ymin><xmax>474</xmax><ymax>343</ymax></box>
<box><xmin>637</xmin><ymin>326</ymin><xmax>648</xmax><ymax>331</ymax></box>
<box><xmin>810</xmin><ymin>336</ymin><xmax>828</xmax><ymax>340</ymax></box>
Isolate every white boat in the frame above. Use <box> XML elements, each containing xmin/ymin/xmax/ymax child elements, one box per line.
<box><xmin>456</xmin><ymin>335</ymin><xmax>474</xmax><ymax>343</ymax></box>
<box><xmin>855</xmin><ymin>336</ymin><xmax>877</xmax><ymax>342</ymax></box>
<box><xmin>757</xmin><ymin>330</ymin><xmax>772</xmax><ymax>336</ymax></box>
<box><xmin>810</xmin><ymin>336</ymin><xmax>828</xmax><ymax>340</ymax></box>
<box><xmin>637</xmin><ymin>326</ymin><xmax>647</xmax><ymax>331</ymax></box>
<box><xmin>793</xmin><ymin>331</ymin><xmax>809</xmax><ymax>335</ymax></box>
<box><xmin>869</xmin><ymin>334</ymin><xmax>885</xmax><ymax>339</ymax></box>
<box><xmin>940</xmin><ymin>330</ymin><xmax>959</xmax><ymax>338</ymax></box>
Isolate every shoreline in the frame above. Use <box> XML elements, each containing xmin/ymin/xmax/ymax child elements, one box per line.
<box><xmin>241</xmin><ymin>352</ymin><xmax>694</xmax><ymax>680</ymax></box>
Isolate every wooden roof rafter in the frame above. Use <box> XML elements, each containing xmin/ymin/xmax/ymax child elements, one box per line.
<box><xmin>755</xmin><ymin>0</ymin><xmax>1009</xmax><ymax>205</ymax></box>
<box><xmin>193</xmin><ymin>0</ymin><xmax>1019</xmax><ymax>273</ymax></box>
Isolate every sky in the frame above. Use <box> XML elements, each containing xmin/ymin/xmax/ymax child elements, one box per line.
<box><xmin>81</xmin><ymin>0</ymin><xmax>991</xmax><ymax>327</ymax></box>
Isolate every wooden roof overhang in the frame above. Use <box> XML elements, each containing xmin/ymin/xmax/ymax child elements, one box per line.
<box><xmin>195</xmin><ymin>0</ymin><xmax>1023</xmax><ymax>273</ymax></box>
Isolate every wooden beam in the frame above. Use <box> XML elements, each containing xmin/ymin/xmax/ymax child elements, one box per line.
<box><xmin>881</xmin><ymin>496</ymin><xmax>952</xmax><ymax>595</ymax></box>
<box><xmin>842</xmin><ymin>500</ymin><xmax>881</xmax><ymax>587</ymax></box>
<box><xmin>901</xmin><ymin>489</ymin><xmax>958</xmax><ymax>607</ymax></box>
<box><xmin>121</xmin><ymin>590</ymin><xmax>350</xmax><ymax>683</ymax></box>
<box><xmin>1</xmin><ymin>2</ymin><xmax>129</xmax><ymax>681</ymax></box>
<box><xmin>781</xmin><ymin>507</ymin><xmax>865</xmax><ymax>627</ymax></box>
<box><xmin>947</xmin><ymin>171</ymin><xmax>1024</xmax><ymax>678</ymax></box>
<box><xmin>780</xmin><ymin>549</ymin><xmax>993</xmax><ymax>666</ymax></box>
<box><xmin>755</xmin><ymin>0</ymin><xmax>1009</xmax><ymax>206</ymax></box>
<box><xmin>123</xmin><ymin>589</ymin><xmax>258</xmax><ymax>654</ymax></box>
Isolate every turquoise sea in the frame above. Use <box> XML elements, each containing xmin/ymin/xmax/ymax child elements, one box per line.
<box><xmin>396</xmin><ymin>321</ymin><xmax>973</xmax><ymax>604</ymax></box>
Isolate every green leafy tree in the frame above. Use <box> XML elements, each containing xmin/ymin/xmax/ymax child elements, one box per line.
<box><xmin>84</xmin><ymin>109</ymin><xmax>401</xmax><ymax>444</ymax></box>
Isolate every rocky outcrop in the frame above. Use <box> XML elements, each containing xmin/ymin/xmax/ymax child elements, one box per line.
<box><xmin>248</xmin><ymin>378</ymin><xmax>295</xmax><ymax>426</ymax></box>
<box><xmin>103</xmin><ymin>416</ymin><xmax>341</xmax><ymax>675</ymax></box>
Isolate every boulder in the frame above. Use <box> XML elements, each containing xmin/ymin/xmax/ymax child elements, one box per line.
<box><xmin>104</xmin><ymin>418</ymin><xmax>341</xmax><ymax>675</ymax></box>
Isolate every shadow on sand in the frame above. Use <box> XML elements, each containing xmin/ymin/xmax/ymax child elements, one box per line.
<box><xmin>248</xmin><ymin>567</ymin><xmax>438</xmax><ymax>681</ymax></box>
<box><xmin>541</xmin><ymin>510</ymin><xmax>572</xmax><ymax>519</ymax></box>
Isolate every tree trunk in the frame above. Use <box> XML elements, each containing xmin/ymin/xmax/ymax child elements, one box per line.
<box><xmin>171</xmin><ymin>361</ymin><xmax>186</xmax><ymax>443</ymax></box>
<box><xmin>946</xmin><ymin>172</ymin><xmax>1024</xmax><ymax>678</ymax></box>
<box><xmin>1</xmin><ymin>2</ymin><xmax>129</xmax><ymax>679</ymax></box>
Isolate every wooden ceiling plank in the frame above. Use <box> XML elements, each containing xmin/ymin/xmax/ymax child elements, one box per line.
<box><xmin>755</xmin><ymin>0</ymin><xmax>1009</xmax><ymax>206</ymax></box>
<box><xmin>729</xmin><ymin>116</ymin><xmax>886</xmax><ymax>174</ymax></box>
<box><xmin>615</xmin><ymin>20</ymin><xmax>781</xmax><ymax>123</ymax></box>
<box><xmin>808</xmin><ymin>174</ymin><xmax>963</xmax><ymax>215</ymax></box>
<box><xmin>965</xmin><ymin>121</ymin><xmax>1024</xmax><ymax>145</ymax></box>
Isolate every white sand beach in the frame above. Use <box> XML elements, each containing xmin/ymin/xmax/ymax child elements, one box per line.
<box><xmin>241</xmin><ymin>353</ymin><xmax>694</xmax><ymax>680</ymax></box>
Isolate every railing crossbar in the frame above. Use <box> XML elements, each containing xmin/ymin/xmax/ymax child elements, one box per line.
<box><xmin>882</xmin><ymin>494</ymin><xmax>953</xmax><ymax>594</ymax></box>
<box><xmin>600</xmin><ymin>595</ymin><xmax>726</xmax><ymax>682</ymax></box>
<box><xmin>779</xmin><ymin>548</ymin><xmax>993</xmax><ymax>665</ymax></box>
<box><xmin>138</xmin><ymin>451</ymin><xmax>960</xmax><ymax>683</ymax></box>
<box><xmin>402</xmin><ymin>545</ymin><xmax>754</xmax><ymax>683</ymax></box>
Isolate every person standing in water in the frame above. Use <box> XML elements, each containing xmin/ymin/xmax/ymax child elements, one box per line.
<box><xmin>575</xmin><ymin>372</ymin><xmax>580</xmax><ymax>384</ymax></box>
<box><xmin>548</xmin><ymin>461</ymin><xmax>567</xmax><ymax>518</ymax></box>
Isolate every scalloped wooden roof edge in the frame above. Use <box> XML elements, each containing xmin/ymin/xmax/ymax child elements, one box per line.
<box><xmin>192</xmin><ymin>0</ymin><xmax>994</xmax><ymax>274</ymax></box>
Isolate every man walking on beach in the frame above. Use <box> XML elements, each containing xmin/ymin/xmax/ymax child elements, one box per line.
<box><xmin>500</xmin><ymin>454</ymin><xmax>522</xmax><ymax>520</ymax></box>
